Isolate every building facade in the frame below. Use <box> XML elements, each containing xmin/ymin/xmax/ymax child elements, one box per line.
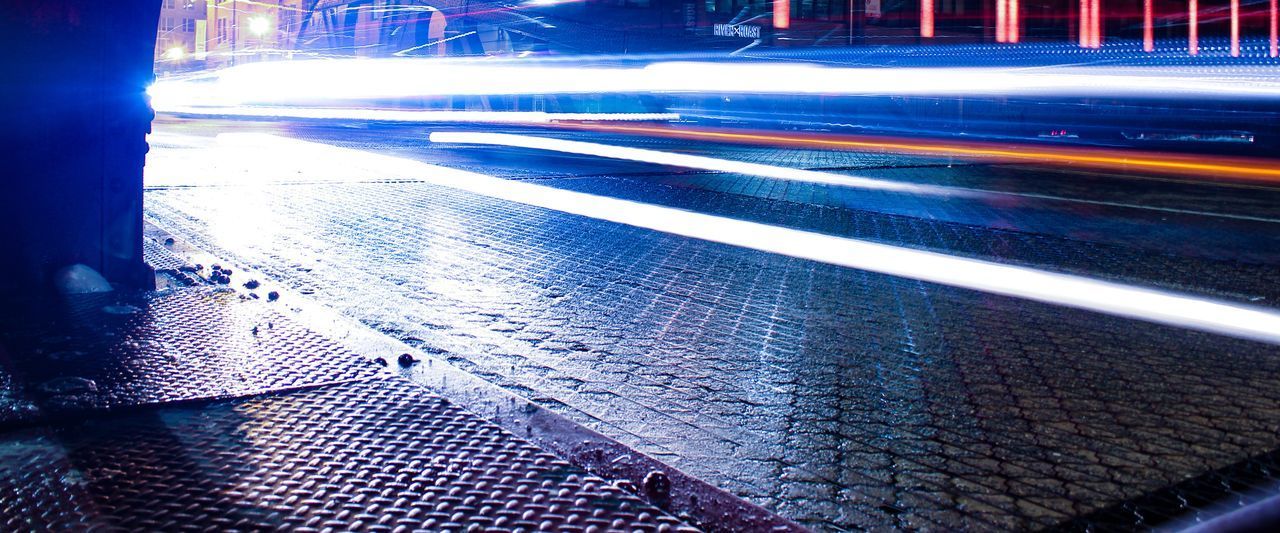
<box><xmin>154</xmin><ymin>0</ymin><xmax>207</xmax><ymax>72</ymax></box>
<box><xmin>203</xmin><ymin>0</ymin><xmax>307</xmax><ymax>68</ymax></box>
<box><xmin>159</xmin><ymin>0</ymin><xmax>1280</xmax><ymax>70</ymax></box>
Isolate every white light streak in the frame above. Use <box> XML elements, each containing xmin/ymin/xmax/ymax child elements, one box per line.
<box><xmin>147</xmin><ymin>58</ymin><xmax>1280</xmax><ymax>108</ymax></box>
<box><xmin>429</xmin><ymin>131</ymin><xmax>969</xmax><ymax>197</ymax></box>
<box><xmin>183</xmin><ymin>133</ymin><xmax>1280</xmax><ymax>345</ymax></box>
<box><xmin>150</xmin><ymin>105</ymin><xmax>679</xmax><ymax>123</ymax></box>
<box><xmin>394</xmin><ymin>31</ymin><xmax>474</xmax><ymax>57</ymax></box>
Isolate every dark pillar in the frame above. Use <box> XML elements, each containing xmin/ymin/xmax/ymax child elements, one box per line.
<box><xmin>0</xmin><ymin>0</ymin><xmax>159</xmax><ymax>294</ymax></box>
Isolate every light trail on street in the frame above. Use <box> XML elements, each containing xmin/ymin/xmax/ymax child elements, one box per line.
<box><xmin>562</xmin><ymin>123</ymin><xmax>1280</xmax><ymax>184</ymax></box>
<box><xmin>147</xmin><ymin>59</ymin><xmax>1280</xmax><ymax>106</ymax></box>
<box><xmin>178</xmin><ymin>132</ymin><xmax>1280</xmax><ymax>344</ymax></box>
<box><xmin>433</xmin><ymin>131</ymin><xmax>1280</xmax><ymax>224</ymax></box>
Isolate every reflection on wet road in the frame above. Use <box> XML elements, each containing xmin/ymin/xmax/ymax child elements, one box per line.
<box><xmin>144</xmin><ymin>117</ymin><xmax>1280</xmax><ymax>530</ymax></box>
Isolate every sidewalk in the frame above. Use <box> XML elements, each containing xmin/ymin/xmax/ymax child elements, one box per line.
<box><xmin>0</xmin><ymin>233</ymin><xmax>791</xmax><ymax>532</ymax></box>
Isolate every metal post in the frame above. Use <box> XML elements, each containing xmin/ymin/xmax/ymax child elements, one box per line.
<box><xmin>0</xmin><ymin>0</ymin><xmax>158</xmax><ymax>294</ymax></box>
<box><xmin>848</xmin><ymin>0</ymin><xmax>864</xmax><ymax>45</ymax></box>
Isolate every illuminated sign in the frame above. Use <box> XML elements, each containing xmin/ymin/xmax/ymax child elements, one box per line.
<box><xmin>713</xmin><ymin>24</ymin><xmax>762</xmax><ymax>38</ymax></box>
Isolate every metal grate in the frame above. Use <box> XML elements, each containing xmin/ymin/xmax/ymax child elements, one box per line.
<box><xmin>0</xmin><ymin>378</ymin><xmax>695</xmax><ymax>531</ymax></box>
<box><xmin>144</xmin><ymin>175</ymin><xmax>1280</xmax><ymax>530</ymax></box>
<box><xmin>0</xmin><ymin>287</ymin><xmax>381</xmax><ymax>427</ymax></box>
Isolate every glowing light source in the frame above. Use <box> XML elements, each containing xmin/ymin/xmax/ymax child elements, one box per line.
<box><xmin>1143</xmin><ymin>0</ymin><xmax>1154</xmax><ymax>52</ymax></box>
<box><xmin>1189</xmin><ymin>0</ymin><xmax>1199</xmax><ymax>55</ymax></box>
<box><xmin>995</xmin><ymin>0</ymin><xmax>1020</xmax><ymax>43</ymax></box>
<box><xmin>164</xmin><ymin>46</ymin><xmax>185</xmax><ymax>61</ymax></box>
<box><xmin>1273</xmin><ymin>0</ymin><xmax>1279</xmax><ymax>57</ymax></box>
<box><xmin>997</xmin><ymin>0</ymin><xmax>1007</xmax><ymax>42</ymax></box>
<box><xmin>1008</xmin><ymin>0</ymin><xmax>1020</xmax><ymax>43</ymax></box>
<box><xmin>774</xmin><ymin>0</ymin><xmax>790</xmax><ymax>29</ymax></box>
<box><xmin>1089</xmin><ymin>0</ymin><xmax>1101</xmax><ymax>48</ymax></box>
<box><xmin>247</xmin><ymin>16</ymin><xmax>271</xmax><ymax>37</ymax></box>
<box><xmin>1079</xmin><ymin>0</ymin><xmax>1088</xmax><ymax>47</ymax></box>
<box><xmin>921</xmin><ymin>0</ymin><xmax>934</xmax><ymax>38</ymax></box>
<box><xmin>1231</xmin><ymin>0</ymin><xmax>1241</xmax><ymax>57</ymax></box>
<box><xmin>1079</xmin><ymin>0</ymin><xmax>1101</xmax><ymax>48</ymax></box>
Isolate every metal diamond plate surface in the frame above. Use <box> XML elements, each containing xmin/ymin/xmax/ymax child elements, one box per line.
<box><xmin>143</xmin><ymin>235</ymin><xmax>191</xmax><ymax>273</ymax></box>
<box><xmin>0</xmin><ymin>287</ymin><xmax>381</xmax><ymax>427</ymax></box>
<box><xmin>144</xmin><ymin>175</ymin><xmax>1280</xmax><ymax>530</ymax></box>
<box><xmin>1058</xmin><ymin>448</ymin><xmax>1280</xmax><ymax>531</ymax></box>
<box><xmin>0</xmin><ymin>378</ymin><xmax>697</xmax><ymax>532</ymax></box>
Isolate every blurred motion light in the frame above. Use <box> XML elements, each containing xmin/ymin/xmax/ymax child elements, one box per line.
<box><xmin>146</xmin><ymin>59</ymin><xmax>1280</xmax><ymax>109</ymax></box>
<box><xmin>329</xmin><ymin>133</ymin><xmax>1277</xmax><ymax>346</ymax></box>
<box><xmin>148</xmin><ymin>106</ymin><xmax>678</xmax><ymax>123</ymax></box>
<box><xmin>153</xmin><ymin>131</ymin><xmax>1280</xmax><ymax>345</ymax></box>
<box><xmin>429</xmin><ymin>131</ymin><xmax>968</xmax><ymax>196</ymax></box>
<box><xmin>164</xmin><ymin>46</ymin><xmax>185</xmax><ymax>61</ymax></box>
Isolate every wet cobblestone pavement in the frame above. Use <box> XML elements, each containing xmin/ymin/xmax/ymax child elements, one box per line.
<box><xmin>142</xmin><ymin>119</ymin><xmax>1280</xmax><ymax>530</ymax></box>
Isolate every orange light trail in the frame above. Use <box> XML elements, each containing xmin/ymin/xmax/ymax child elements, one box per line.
<box><xmin>557</xmin><ymin>123</ymin><xmax>1280</xmax><ymax>184</ymax></box>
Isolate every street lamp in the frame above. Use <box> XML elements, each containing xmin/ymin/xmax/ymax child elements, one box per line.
<box><xmin>164</xmin><ymin>46</ymin><xmax>185</xmax><ymax>61</ymax></box>
<box><xmin>247</xmin><ymin>16</ymin><xmax>272</xmax><ymax>37</ymax></box>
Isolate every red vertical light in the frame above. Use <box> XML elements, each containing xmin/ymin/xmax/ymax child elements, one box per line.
<box><xmin>774</xmin><ymin>0</ymin><xmax>790</xmax><ymax>29</ymax></box>
<box><xmin>1230</xmin><ymin>0</ymin><xmax>1240</xmax><ymax>56</ymax></box>
<box><xmin>1143</xmin><ymin>0</ymin><xmax>1154</xmax><ymax>52</ymax></box>
<box><xmin>1272</xmin><ymin>0</ymin><xmax>1278</xmax><ymax>57</ymax></box>
<box><xmin>1090</xmin><ymin>0</ymin><xmax>1101</xmax><ymax>48</ymax></box>
<box><xmin>1008</xmin><ymin>0</ymin><xmax>1020</xmax><ymax>42</ymax></box>
<box><xmin>922</xmin><ymin>0</ymin><xmax>935</xmax><ymax>37</ymax></box>
<box><xmin>996</xmin><ymin>0</ymin><xmax>1007</xmax><ymax>42</ymax></box>
<box><xmin>1079</xmin><ymin>0</ymin><xmax>1089</xmax><ymax>47</ymax></box>
<box><xmin>1189</xmin><ymin>0</ymin><xmax>1199</xmax><ymax>55</ymax></box>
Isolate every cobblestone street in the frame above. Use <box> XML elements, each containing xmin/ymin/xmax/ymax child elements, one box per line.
<box><xmin>142</xmin><ymin>118</ymin><xmax>1280</xmax><ymax>530</ymax></box>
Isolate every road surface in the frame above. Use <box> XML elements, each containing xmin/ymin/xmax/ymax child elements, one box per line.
<box><xmin>143</xmin><ymin>116</ymin><xmax>1280</xmax><ymax>530</ymax></box>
